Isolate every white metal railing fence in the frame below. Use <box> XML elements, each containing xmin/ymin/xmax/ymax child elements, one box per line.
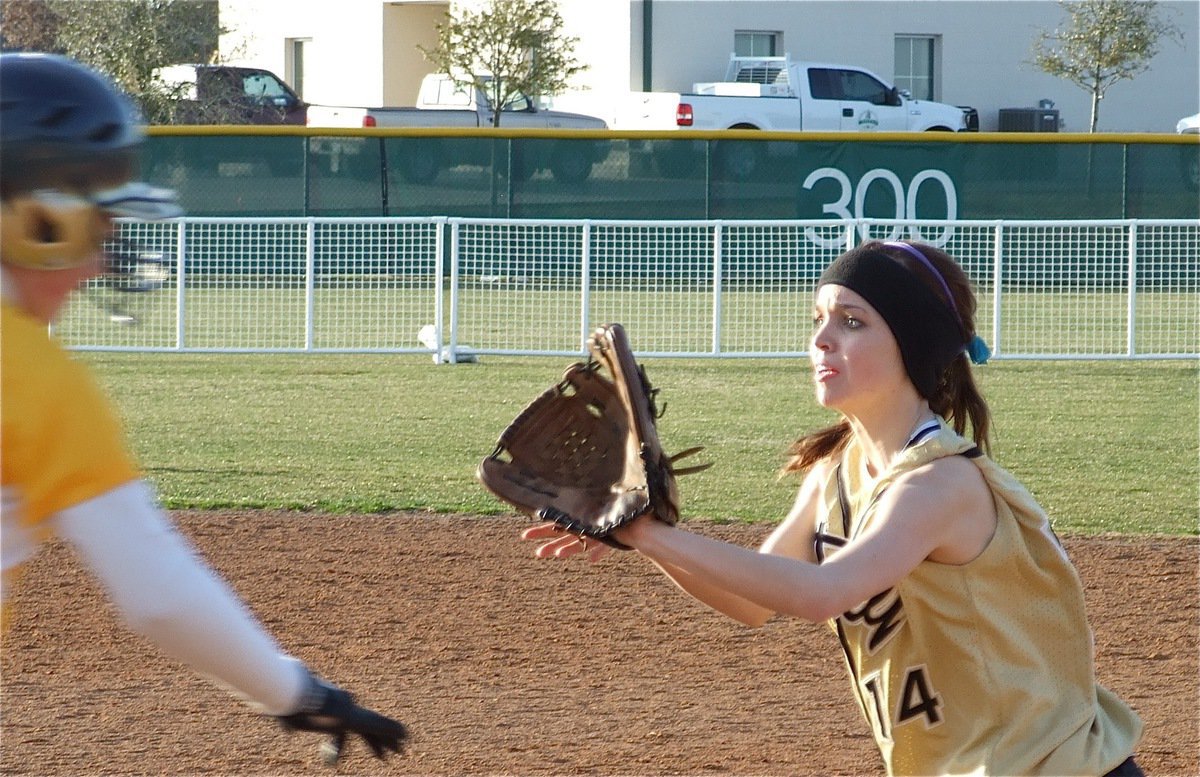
<box><xmin>59</xmin><ymin>217</ymin><xmax>1199</xmax><ymax>360</ymax></box>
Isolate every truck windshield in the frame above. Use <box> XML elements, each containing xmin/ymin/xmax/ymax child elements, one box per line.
<box><xmin>478</xmin><ymin>78</ymin><xmax>533</xmax><ymax>112</ymax></box>
<box><xmin>499</xmin><ymin>87</ymin><xmax>532</xmax><ymax>111</ymax></box>
<box><xmin>808</xmin><ymin>68</ymin><xmax>889</xmax><ymax>105</ymax></box>
<box><xmin>243</xmin><ymin>72</ymin><xmax>293</xmax><ymax>101</ymax></box>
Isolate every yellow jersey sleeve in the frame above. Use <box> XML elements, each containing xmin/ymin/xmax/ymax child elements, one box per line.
<box><xmin>1</xmin><ymin>301</ymin><xmax>140</xmax><ymax>528</ymax></box>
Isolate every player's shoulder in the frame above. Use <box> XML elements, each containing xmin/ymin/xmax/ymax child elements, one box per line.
<box><xmin>2</xmin><ymin>303</ymin><xmax>106</xmax><ymax>415</ymax></box>
<box><xmin>892</xmin><ymin>424</ymin><xmax>987</xmax><ymax>488</ymax></box>
<box><xmin>4</xmin><ymin>301</ymin><xmax>58</xmax><ymax>349</ymax></box>
<box><xmin>891</xmin><ymin>453</ymin><xmax>993</xmax><ymax>532</ymax></box>
<box><xmin>898</xmin><ymin>451</ymin><xmax>985</xmax><ymax>493</ymax></box>
<box><xmin>809</xmin><ymin>455</ymin><xmax>839</xmax><ymax>481</ymax></box>
<box><xmin>797</xmin><ymin>455</ymin><xmax>838</xmax><ymax>497</ymax></box>
<box><xmin>776</xmin><ymin>455</ymin><xmax>838</xmax><ymax>527</ymax></box>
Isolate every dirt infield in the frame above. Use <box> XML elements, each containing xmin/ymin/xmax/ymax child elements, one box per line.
<box><xmin>1</xmin><ymin>511</ymin><xmax>1195</xmax><ymax>776</ymax></box>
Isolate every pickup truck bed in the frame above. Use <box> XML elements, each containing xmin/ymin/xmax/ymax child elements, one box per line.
<box><xmin>305</xmin><ymin>73</ymin><xmax>609</xmax><ymax>182</ymax></box>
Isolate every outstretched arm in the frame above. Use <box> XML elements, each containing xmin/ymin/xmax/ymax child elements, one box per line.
<box><xmin>619</xmin><ymin>457</ymin><xmax>995</xmax><ymax>622</ymax></box>
<box><xmin>523</xmin><ymin>466</ymin><xmax>828</xmax><ymax>627</ymax></box>
<box><xmin>53</xmin><ymin>480</ymin><xmax>310</xmax><ymax>714</ymax></box>
<box><xmin>52</xmin><ymin>480</ymin><xmax>406</xmax><ymax>761</ymax></box>
<box><xmin>524</xmin><ymin>522</ymin><xmax>772</xmax><ymax>625</ymax></box>
<box><xmin>635</xmin><ymin>470</ymin><xmax>827</xmax><ymax>627</ymax></box>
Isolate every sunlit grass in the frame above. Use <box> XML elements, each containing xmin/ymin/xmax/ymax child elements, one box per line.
<box><xmin>85</xmin><ymin>353</ymin><xmax>1197</xmax><ymax>536</ymax></box>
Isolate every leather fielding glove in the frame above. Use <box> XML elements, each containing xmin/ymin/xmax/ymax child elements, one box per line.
<box><xmin>478</xmin><ymin>323</ymin><xmax>710</xmax><ymax>549</ymax></box>
<box><xmin>276</xmin><ymin>672</ymin><xmax>407</xmax><ymax>764</ymax></box>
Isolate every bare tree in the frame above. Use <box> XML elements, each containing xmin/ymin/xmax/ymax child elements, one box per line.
<box><xmin>1032</xmin><ymin>0</ymin><xmax>1183</xmax><ymax>132</ymax></box>
<box><xmin>419</xmin><ymin>0</ymin><xmax>586</xmax><ymax>127</ymax></box>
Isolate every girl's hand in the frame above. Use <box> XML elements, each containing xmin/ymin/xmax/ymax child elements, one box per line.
<box><xmin>521</xmin><ymin>522</ymin><xmax>614</xmax><ymax>563</ymax></box>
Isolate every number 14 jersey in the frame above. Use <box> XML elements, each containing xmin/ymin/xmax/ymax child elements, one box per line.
<box><xmin>814</xmin><ymin>421</ymin><xmax>1141</xmax><ymax>776</ymax></box>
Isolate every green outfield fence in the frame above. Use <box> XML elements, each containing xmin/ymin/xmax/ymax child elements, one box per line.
<box><xmin>60</xmin><ymin>216</ymin><xmax>1198</xmax><ymax>360</ymax></box>
<box><xmin>145</xmin><ymin>127</ymin><xmax>1199</xmax><ymax>221</ymax></box>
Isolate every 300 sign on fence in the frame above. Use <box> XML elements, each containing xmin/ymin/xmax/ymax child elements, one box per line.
<box><xmin>802</xmin><ymin>167</ymin><xmax>959</xmax><ymax>247</ymax></box>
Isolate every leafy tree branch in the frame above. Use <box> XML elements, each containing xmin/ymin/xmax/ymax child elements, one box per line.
<box><xmin>1031</xmin><ymin>0</ymin><xmax>1182</xmax><ymax>131</ymax></box>
<box><xmin>419</xmin><ymin>0</ymin><xmax>586</xmax><ymax>127</ymax></box>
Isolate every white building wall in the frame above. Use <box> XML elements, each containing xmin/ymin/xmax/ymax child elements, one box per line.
<box><xmin>219</xmin><ymin>0</ymin><xmax>1199</xmax><ymax>132</ymax></box>
<box><xmin>628</xmin><ymin>0</ymin><xmax>1198</xmax><ymax>132</ymax></box>
<box><xmin>557</xmin><ymin>0</ymin><xmax>637</xmax><ymax>96</ymax></box>
<box><xmin>219</xmin><ymin>0</ymin><xmax>387</xmax><ymax>106</ymax></box>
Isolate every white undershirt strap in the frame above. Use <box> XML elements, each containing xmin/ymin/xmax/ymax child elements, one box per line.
<box><xmin>906</xmin><ymin>419</ymin><xmax>942</xmax><ymax>449</ymax></box>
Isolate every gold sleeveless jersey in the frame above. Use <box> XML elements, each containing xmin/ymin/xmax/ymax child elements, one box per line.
<box><xmin>2</xmin><ymin>300</ymin><xmax>139</xmax><ymax>625</ymax></box>
<box><xmin>815</xmin><ymin>422</ymin><xmax>1141</xmax><ymax>776</ymax></box>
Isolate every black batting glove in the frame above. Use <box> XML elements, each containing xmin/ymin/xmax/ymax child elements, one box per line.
<box><xmin>276</xmin><ymin>673</ymin><xmax>407</xmax><ymax>764</ymax></box>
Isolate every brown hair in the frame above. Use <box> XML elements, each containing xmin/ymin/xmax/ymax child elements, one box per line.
<box><xmin>782</xmin><ymin>240</ymin><xmax>992</xmax><ymax>474</ymax></box>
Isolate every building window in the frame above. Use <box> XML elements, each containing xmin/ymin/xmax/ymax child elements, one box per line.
<box><xmin>894</xmin><ymin>35</ymin><xmax>936</xmax><ymax>100</ymax></box>
<box><xmin>735</xmin><ymin>31</ymin><xmax>780</xmax><ymax>57</ymax></box>
<box><xmin>288</xmin><ymin>38</ymin><xmax>311</xmax><ymax>98</ymax></box>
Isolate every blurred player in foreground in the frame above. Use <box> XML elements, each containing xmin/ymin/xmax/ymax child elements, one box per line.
<box><xmin>0</xmin><ymin>52</ymin><xmax>405</xmax><ymax>765</ymax></box>
<box><xmin>524</xmin><ymin>240</ymin><xmax>1144</xmax><ymax>775</ymax></box>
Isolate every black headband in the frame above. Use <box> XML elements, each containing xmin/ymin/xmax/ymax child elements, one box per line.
<box><xmin>817</xmin><ymin>244</ymin><xmax>966</xmax><ymax>399</ymax></box>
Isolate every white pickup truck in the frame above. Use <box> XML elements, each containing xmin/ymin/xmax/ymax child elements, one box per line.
<box><xmin>601</xmin><ymin>54</ymin><xmax>975</xmax><ymax>178</ymax></box>
<box><xmin>306</xmin><ymin>74</ymin><xmax>609</xmax><ymax>183</ymax></box>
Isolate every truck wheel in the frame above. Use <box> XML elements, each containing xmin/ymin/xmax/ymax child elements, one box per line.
<box><xmin>713</xmin><ymin>140</ymin><xmax>761</xmax><ymax>181</ymax></box>
<box><xmin>267</xmin><ymin>156</ymin><xmax>304</xmax><ymax>178</ymax></box>
<box><xmin>549</xmin><ymin>146</ymin><xmax>594</xmax><ymax>183</ymax></box>
<box><xmin>510</xmin><ymin>146</ymin><xmax>538</xmax><ymax>180</ymax></box>
<box><xmin>147</xmin><ymin>147</ymin><xmax>189</xmax><ymax>187</ymax></box>
<box><xmin>343</xmin><ymin>148</ymin><xmax>382</xmax><ymax>181</ymax></box>
<box><xmin>655</xmin><ymin>148</ymin><xmax>697</xmax><ymax>178</ymax></box>
<box><xmin>396</xmin><ymin>140</ymin><xmax>441</xmax><ymax>184</ymax></box>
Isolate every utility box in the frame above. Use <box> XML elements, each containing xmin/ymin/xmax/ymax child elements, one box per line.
<box><xmin>998</xmin><ymin>107</ymin><xmax>1060</xmax><ymax>132</ymax></box>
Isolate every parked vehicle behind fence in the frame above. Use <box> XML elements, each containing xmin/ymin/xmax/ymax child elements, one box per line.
<box><xmin>152</xmin><ymin>65</ymin><xmax>608</xmax><ymax>183</ymax></box>
<box><xmin>153</xmin><ymin>64</ymin><xmax>308</xmax><ymax>125</ymax></box>
<box><xmin>564</xmin><ymin>54</ymin><xmax>976</xmax><ymax>179</ymax></box>
<box><xmin>305</xmin><ymin>73</ymin><xmax>610</xmax><ymax>183</ymax></box>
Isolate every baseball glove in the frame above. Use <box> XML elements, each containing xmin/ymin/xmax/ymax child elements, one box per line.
<box><xmin>478</xmin><ymin>323</ymin><xmax>710</xmax><ymax>549</ymax></box>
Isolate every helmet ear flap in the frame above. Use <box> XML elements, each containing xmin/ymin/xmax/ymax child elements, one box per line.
<box><xmin>0</xmin><ymin>192</ymin><xmax>106</xmax><ymax>270</ymax></box>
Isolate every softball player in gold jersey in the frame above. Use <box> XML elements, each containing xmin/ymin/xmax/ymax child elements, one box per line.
<box><xmin>1</xmin><ymin>52</ymin><xmax>405</xmax><ymax>764</ymax></box>
<box><xmin>525</xmin><ymin>239</ymin><xmax>1144</xmax><ymax>775</ymax></box>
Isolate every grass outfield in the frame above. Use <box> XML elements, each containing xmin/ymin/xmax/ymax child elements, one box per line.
<box><xmin>85</xmin><ymin>353</ymin><xmax>1197</xmax><ymax>536</ymax></box>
